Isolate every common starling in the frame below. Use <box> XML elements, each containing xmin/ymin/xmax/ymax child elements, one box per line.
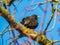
<box><xmin>21</xmin><ymin>14</ymin><xmax>39</xmax><ymax>29</ymax></box>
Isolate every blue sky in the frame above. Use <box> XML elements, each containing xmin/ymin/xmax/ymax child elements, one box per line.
<box><xmin>0</xmin><ymin>0</ymin><xmax>60</xmax><ymax>45</ymax></box>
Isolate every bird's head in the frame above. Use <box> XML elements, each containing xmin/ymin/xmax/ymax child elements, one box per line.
<box><xmin>32</xmin><ymin>14</ymin><xmax>40</xmax><ymax>20</ymax></box>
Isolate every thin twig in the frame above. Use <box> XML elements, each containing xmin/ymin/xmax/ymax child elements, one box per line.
<box><xmin>8</xmin><ymin>33</ymin><xmax>24</xmax><ymax>45</ymax></box>
<box><xmin>44</xmin><ymin>1</ymin><xmax>55</xmax><ymax>35</ymax></box>
<box><xmin>40</xmin><ymin>0</ymin><xmax>48</xmax><ymax>33</ymax></box>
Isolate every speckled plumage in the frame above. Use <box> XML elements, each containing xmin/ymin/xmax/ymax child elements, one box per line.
<box><xmin>21</xmin><ymin>14</ymin><xmax>39</xmax><ymax>29</ymax></box>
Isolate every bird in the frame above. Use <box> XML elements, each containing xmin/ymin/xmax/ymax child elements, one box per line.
<box><xmin>21</xmin><ymin>14</ymin><xmax>39</xmax><ymax>29</ymax></box>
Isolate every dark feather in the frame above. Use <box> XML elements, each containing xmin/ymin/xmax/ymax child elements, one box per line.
<box><xmin>21</xmin><ymin>14</ymin><xmax>39</xmax><ymax>29</ymax></box>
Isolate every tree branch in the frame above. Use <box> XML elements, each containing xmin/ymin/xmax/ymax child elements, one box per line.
<box><xmin>0</xmin><ymin>6</ymin><xmax>56</xmax><ymax>45</ymax></box>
